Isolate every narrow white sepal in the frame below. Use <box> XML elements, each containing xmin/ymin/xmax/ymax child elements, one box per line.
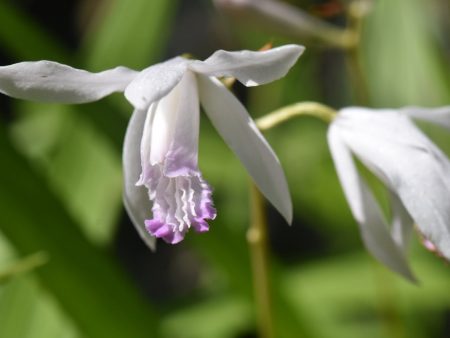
<box><xmin>197</xmin><ymin>74</ymin><xmax>293</xmax><ymax>224</ymax></box>
<box><xmin>123</xmin><ymin>109</ymin><xmax>156</xmax><ymax>250</ymax></box>
<box><xmin>0</xmin><ymin>61</ymin><xmax>137</xmax><ymax>103</ymax></box>
<box><xmin>189</xmin><ymin>44</ymin><xmax>304</xmax><ymax>87</ymax></box>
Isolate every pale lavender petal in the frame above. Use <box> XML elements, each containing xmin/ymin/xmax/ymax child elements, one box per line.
<box><xmin>189</xmin><ymin>44</ymin><xmax>304</xmax><ymax>86</ymax></box>
<box><xmin>0</xmin><ymin>61</ymin><xmax>137</xmax><ymax>103</ymax></box>
<box><xmin>327</xmin><ymin>124</ymin><xmax>415</xmax><ymax>281</ymax></box>
<box><xmin>197</xmin><ymin>74</ymin><xmax>292</xmax><ymax>224</ymax></box>
<box><xmin>142</xmin><ymin>166</ymin><xmax>216</xmax><ymax>244</ymax></box>
<box><xmin>123</xmin><ymin>109</ymin><xmax>156</xmax><ymax>250</ymax></box>
<box><xmin>124</xmin><ymin>57</ymin><xmax>189</xmax><ymax>110</ymax></box>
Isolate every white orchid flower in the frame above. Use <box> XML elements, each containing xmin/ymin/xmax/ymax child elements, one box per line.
<box><xmin>328</xmin><ymin>106</ymin><xmax>450</xmax><ymax>281</ymax></box>
<box><xmin>0</xmin><ymin>44</ymin><xmax>304</xmax><ymax>248</ymax></box>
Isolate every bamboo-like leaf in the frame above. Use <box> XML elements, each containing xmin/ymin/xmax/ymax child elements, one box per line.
<box><xmin>0</xmin><ymin>124</ymin><xmax>158</xmax><ymax>338</ymax></box>
<box><xmin>362</xmin><ymin>0</ymin><xmax>450</xmax><ymax>106</ymax></box>
<box><xmin>82</xmin><ymin>0</ymin><xmax>179</xmax><ymax>70</ymax></box>
<box><xmin>0</xmin><ymin>274</ymin><xmax>79</xmax><ymax>338</ymax></box>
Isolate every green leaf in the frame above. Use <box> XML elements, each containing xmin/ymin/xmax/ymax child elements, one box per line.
<box><xmin>0</xmin><ymin>124</ymin><xmax>158</xmax><ymax>338</ymax></box>
<box><xmin>82</xmin><ymin>0</ymin><xmax>179</xmax><ymax>70</ymax></box>
<box><xmin>362</xmin><ymin>0</ymin><xmax>450</xmax><ymax>106</ymax></box>
<box><xmin>161</xmin><ymin>296</ymin><xmax>252</xmax><ymax>338</ymax></box>
<box><xmin>12</xmin><ymin>103</ymin><xmax>124</xmax><ymax>245</ymax></box>
<box><xmin>283</xmin><ymin>251</ymin><xmax>450</xmax><ymax>338</ymax></box>
<box><xmin>0</xmin><ymin>275</ymin><xmax>79</xmax><ymax>338</ymax></box>
<box><xmin>0</xmin><ymin>252</ymin><xmax>48</xmax><ymax>284</ymax></box>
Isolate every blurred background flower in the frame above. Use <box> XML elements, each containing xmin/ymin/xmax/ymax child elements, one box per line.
<box><xmin>0</xmin><ymin>1</ymin><xmax>449</xmax><ymax>338</ymax></box>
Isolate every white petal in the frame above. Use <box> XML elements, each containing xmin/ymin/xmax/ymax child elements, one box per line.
<box><xmin>141</xmin><ymin>70</ymin><xmax>200</xmax><ymax>176</ymax></box>
<box><xmin>163</xmin><ymin>70</ymin><xmax>200</xmax><ymax>176</ymax></box>
<box><xmin>123</xmin><ymin>109</ymin><xmax>156</xmax><ymax>250</ymax></box>
<box><xmin>141</xmin><ymin>70</ymin><xmax>200</xmax><ymax>177</ymax></box>
<box><xmin>327</xmin><ymin>125</ymin><xmax>415</xmax><ymax>281</ymax></box>
<box><xmin>197</xmin><ymin>74</ymin><xmax>292</xmax><ymax>223</ymax></box>
<box><xmin>138</xmin><ymin>103</ymin><xmax>158</xmax><ymax>184</ymax></box>
<box><xmin>0</xmin><ymin>61</ymin><xmax>137</xmax><ymax>103</ymax></box>
<box><xmin>124</xmin><ymin>57</ymin><xmax>189</xmax><ymax>110</ymax></box>
<box><xmin>401</xmin><ymin>106</ymin><xmax>450</xmax><ymax>130</ymax></box>
<box><xmin>189</xmin><ymin>44</ymin><xmax>304</xmax><ymax>86</ymax></box>
<box><xmin>148</xmin><ymin>89</ymin><xmax>180</xmax><ymax>166</ymax></box>
<box><xmin>389</xmin><ymin>190</ymin><xmax>413</xmax><ymax>251</ymax></box>
<box><xmin>336</xmin><ymin>107</ymin><xmax>450</xmax><ymax>263</ymax></box>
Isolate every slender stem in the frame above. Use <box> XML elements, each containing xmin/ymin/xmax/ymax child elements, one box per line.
<box><xmin>346</xmin><ymin>46</ymin><xmax>369</xmax><ymax>105</ymax></box>
<box><xmin>373</xmin><ymin>263</ymin><xmax>406</xmax><ymax>338</ymax></box>
<box><xmin>215</xmin><ymin>0</ymin><xmax>357</xmax><ymax>49</ymax></box>
<box><xmin>250</xmin><ymin>102</ymin><xmax>336</xmax><ymax>337</ymax></box>
<box><xmin>345</xmin><ymin>0</ymin><xmax>371</xmax><ymax>105</ymax></box>
<box><xmin>256</xmin><ymin>101</ymin><xmax>337</xmax><ymax>131</ymax></box>
<box><xmin>248</xmin><ymin>182</ymin><xmax>274</xmax><ymax>338</ymax></box>
<box><xmin>0</xmin><ymin>251</ymin><xmax>48</xmax><ymax>283</ymax></box>
<box><xmin>344</xmin><ymin>3</ymin><xmax>405</xmax><ymax>338</ymax></box>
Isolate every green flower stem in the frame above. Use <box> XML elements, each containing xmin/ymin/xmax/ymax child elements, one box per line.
<box><xmin>247</xmin><ymin>101</ymin><xmax>336</xmax><ymax>338</ymax></box>
<box><xmin>256</xmin><ymin>101</ymin><xmax>337</xmax><ymax>131</ymax></box>
<box><xmin>345</xmin><ymin>0</ymin><xmax>371</xmax><ymax>105</ymax></box>
<box><xmin>0</xmin><ymin>251</ymin><xmax>48</xmax><ymax>284</ymax></box>
<box><xmin>216</xmin><ymin>0</ymin><xmax>357</xmax><ymax>49</ymax></box>
<box><xmin>248</xmin><ymin>182</ymin><xmax>274</xmax><ymax>338</ymax></box>
<box><xmin>344</xmin><ymin>3</ymin><xmax>404</xmax><ymax>338</ymax></box>
<box><xmin>373</xmin><ymin>263</ymin><xmax>406</xmax><ymax>338</ymax></box>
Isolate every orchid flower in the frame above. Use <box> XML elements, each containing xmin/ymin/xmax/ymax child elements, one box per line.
<box><xmin>0</xmin><ymin>44</ymin><xmax>304</xmax><ymax>248</ymax></box>
<box><xmin>328</xmin><ymin>106</ymin><xmax>450</xmax><ymax>281</ymax></box>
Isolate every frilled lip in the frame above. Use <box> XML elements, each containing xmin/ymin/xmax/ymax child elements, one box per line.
<box><xmin>328</xmin><ymin>106</ymin><xmax>450</xmax><ymax>281</ymax></box>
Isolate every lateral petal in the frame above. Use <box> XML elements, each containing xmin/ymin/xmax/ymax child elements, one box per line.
<box><xmin>197</xmin><ymin>74</ymin><xmax>292</xmax><ymax>223</ymax></box>
<box><xmin>401</xmin><ymin>106</ymin><xmax>450</xmax><ymax>130</ymax></box>
<box><xmin>123</xmin><ymin>109</ymin><xmax>156</xmax><ymax>250</ymax></box>
<box><xmin>327</xmin><ymin>125</ymin><xmax>415</xmax><ymax>281</ymax></box>
<box><xmin>190</xmin><ymin>44</ymin><xmax>304</xmax><ymax>86</ymax></box>
<box><xmin>389</xmin><ymin>190</ymin><xmax>414</xmax><ymax>251</ymax></box>
<box><xmin>125</xmin><ymin>57</ymin><xmax>189</xmax><ymax>110</ymax></box>
<box><xmin>0</xmin><ymin>61</ymin><xmax>137</xmax><ymax>103</ymax></box>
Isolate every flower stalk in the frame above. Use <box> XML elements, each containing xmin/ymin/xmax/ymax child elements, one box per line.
<box><xmin>215</xmin><ymin>0</ymin><xmax>357</xmax><ymax>49</ymax></box>
<box><xmin>247</xmin><ymin>100</ymin><xmax>336</xmax><ymax>338</ymax></box>
<box><xmin>0</xmin><ymin>251</ymin><xmax>48</xmax><ymax>284</ymax></box>
<box><xmin>344</xmin><ymin>0</ymin><xmax>372</xmax><ymax>105</ymax></box>
<box><xmin>256</xmin><ymin>101</ymin><xmax>337</xmax><ymax>130</ymax></box>
<box><xmin>248</xmin><ymin>182</ymin><xmax>274</xmax><ymax>338</ymax></box>
<box><xmin>373</xmin><ymin>263</ymin><xmax>406</xmax><ymax>338</ymax></box>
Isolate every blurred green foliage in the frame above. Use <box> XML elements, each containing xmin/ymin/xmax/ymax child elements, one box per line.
<box><xmin>0</xmin><ymin>0</ymin><xmax>449</xmax><ymax>338</ymax></box>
